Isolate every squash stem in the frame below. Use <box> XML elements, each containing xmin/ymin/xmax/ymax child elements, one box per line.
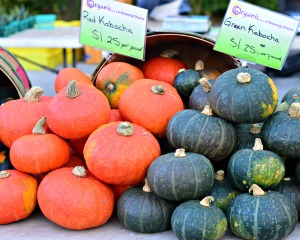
<box><xmin>237</xmin><ymin>72</ymin><xmax>251</xmax><ymax>83</ymax></box>
<box><xmin>250</xmin><ymin>124</ymin><xmax>261</xmax><ymax>134</ymax></box>
<box><xmin>151</xmin><ymin>85</ymin><xmax>165</xmax><ymax>95</ymax></box>
<box><xmin>0</xmin><ymin>170</ymin><xmax>10</xmax><ymax>178</ymax></box>
<box><xmin>200</xmin><ymin>196</ymin><xmax>214</xmax><ymax>207</ymax></box>
<box><xmin>32</xmin><ymin>116</ymin><xmax>46</xmax><ymax>135</ymax></box>
<box><xmin>143</xmin><ymin>178</ymin><xmax>152</xmax><ymax>193</ymax></box>
<box><xmin>249</xmin><ymin>184</ymin><xmax>265</xmax><ymax>196</ymax></box>
<box><xmin>174</xmin><ymin>148</ymin><xmax>186</xmax><ymax>158</ymax></box>
<box><xmin>72</xmin><ymin>166</ymin><xmax>87</xmax><ymax>177</ymax></box>
<box><xmin>66</xmin><ymin>80</ymin><xmax>80</xmax><ymax>99</ymax></box>
<box><xmin>117</xmin><ymin>122</ymin><xmax>134</xmax><ymax>136</ymax></box>
<box><xmin>201</xmin><ymin>105</ymin><xmax>213</xmax><ymax>116</ymax></box>
<box><xmin>24</xmin><ymin>86</ymin><xmax>44</xmax><ymax>102</ymax></box>
<box><xmin>199</xmin><ymin>78</ymin><xmax>212</xmax><ymax>93</ymax></box>
<box><xmin>253</xmin><ymin>138</ymin><xmax>263</xmax><ymax>151</ymax></box>
<box><xmin>215</xmin><ymin>170</ymin><xmax>225</xmax><ymax>181</ymax></box>
<box><xmin>288</xmin><ymin>102</ymin><xmax>300</xmax><ymax>118</ymax></box>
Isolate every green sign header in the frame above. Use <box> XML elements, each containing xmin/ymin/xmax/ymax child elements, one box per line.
<box><xmin>214</xmin><ymin>0</ymin><xmax>300</xmax><ymax>70</ymax></box>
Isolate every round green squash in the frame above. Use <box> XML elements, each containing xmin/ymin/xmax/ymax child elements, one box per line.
<box><xmin>209</xmin><ymin>170</ymin><xmax>241</xmax><ymax>213</ymax></box>
<box><xmin>261</xmin><ymin>102</ymin><xmax>300</xmax><ymax>158</ymax></box>
<box><xmin>227</xmin><ymin>184</ymin><xmax>298</xmax><ymax>240</ymax></box>
<box><xmin>166</xmin><ymin>106</ymin><xmax>236</xmax><ymax>162</ymax></box>
<box><xmin>281</xmin><ymin>86</ymin><xmax>300</xmax><ymax>103</ymax></box>
<box><xmin>209</xmin><ymin>68</ymin><xmax>278</xmax><ymax>123</ymax></box>
<box><xmin>188</xmin><ymin>78</ymin><xmax>215</xmax><ymax>112</ymax></box>
<box><xmin>147</xmin><ymin>148</ymin><xmax>215</xmax><ymax>201</ymax></box>
<box><xmin>173</xmin><ymin>68</ymin><xmax>201</xmax><ymax>98</ymax></box>
<box><xmin>234</xmin><ymin>123</ymin><xmax>263</xmax><ymax>150</ymax></box>
<box><xmin>117</xmin><ymin>180</ymin><xmax>177</xmax><ymax>233</ymax></box>
<box><xmin>227</xmin><ymin>138</ymin><xmax>285</xmax><ymax>191</ymax></box>
<box><xmin>171</xmin><ymin>196</ymin><xmax>228</xmax><ymax>240</ymax></box>
<box><xmin>275</xmin><ymin>177</ymin><xmax>300</xmax><ymax>219</ymax></box>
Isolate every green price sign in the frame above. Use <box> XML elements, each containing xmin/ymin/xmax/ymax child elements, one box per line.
<box><xmin>80</xmin><ymin>0</ymin><xmax>148</xmax><ymax>60</ymax></box>
<box><xmin>214</xmin><ymin>0</ymin><xmax>300</xmax><ymax>70</ymax></box>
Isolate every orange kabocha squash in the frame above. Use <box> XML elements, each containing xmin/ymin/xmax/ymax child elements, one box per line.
<box><xmin>84</xmin><ymin>121</ymin><xmax>161</xmax><ymax>185</ymax></box>
<box><xmin>46</xmin><ymin>80</ymin><xmax>110</xmax><ymax>139</ymax></box>
<box><xmin>10</xmin><ymin>117</ymin><xmax>70</xmax><ymax>174</ymax></box>
<box><xmin>0</xmin><ymin>86</ymin><xmax>51</xmax><ymax>147</ymax></box>
<box><xmin>0</xmin><ymin>170</ymin><xmax>38</xmax><ymax>224</ymax></box>
<box><xmin>119</xmin><ymin>79</ymin><xmax>184</xmax><ymax>138</ymax></box>
<box><xmin>54</xmin><ymin>67</ymin><xmax>92</xmax><ymax>92</ymax></box>
<box><xmin>95</xmin><ymin>62</ymin><xmax>144</xmax><ymax>109</ymax></box>
<box><xmin>37</xmin><ymin>166</ymin><xmax>114</xmax><ymax>230</ymax></box>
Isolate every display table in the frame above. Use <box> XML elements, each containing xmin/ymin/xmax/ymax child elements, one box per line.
<box><xmin>0</xmin><ymin>27</ymin><xmax>83</xmax><ymax>72</ymax></box>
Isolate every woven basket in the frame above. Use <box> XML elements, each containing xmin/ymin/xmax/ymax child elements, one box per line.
<box><xmin>92</xmin><ymin>31</ymin><xmax>239</xmax><ymax>81</ymax></box>
<box><xmin>0</xmin><ymin>47</ymin><xmax>31</xmax><ymax>99</ymax></box>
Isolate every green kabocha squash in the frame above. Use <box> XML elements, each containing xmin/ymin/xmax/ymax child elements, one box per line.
<box><xmin>275</xmin><ymin>94</ymin><xmax>300</xmax><ymax>112</ymax></box>
<box><xmin>262</xmin><ymin>102</ymin><xmax>300</xmax><ymax>158</ymax></box>
<box><xmin>173</xmin><ymin>68</ymin><xmax>201</xmax><ymax>98</ymax></box>
<box><xmin>188</xmin><ymin>78</ymin><xmax>215</xmax><ymax>112</ymax></box>
<box><xmin>171</xmin><ymin>196</ymin><xmax>228</xmax><ymax>240</ymax></box>
<box><xmin>227</xmin><ymin>184</ymin><xmax>298</xmax><ymax>240</ymax></box>
<box><xmin>281</xmin><ymin>86</ymin><xmax>300</xmax><ymax>102</ymax></box>
<box><xmin>209</xmin><ymin>68</ymin><xmax>278</xmax><ymax>123</ymax></box>
<box><xmin>227</xmin><ymin>138</ymin><xmax>285</xmax><ymax>191</ymax></box>
<box><xmin>147</xmin><ymin>148</ymin><xmax>215</xmax><ymax>201</ymax></box>
<box><xmin>209</xmin><ymin>170</ymin><xmax>241</xmax><ymax>213</ymax></box>
<box><xmin>275</xmin><ymin>177</ymin><xmax>300</xmax><ymax>219</ymax></box>
<box><xmin>234</xmin><ymin>123</ymin><xmax>263</xmax><ymax>150</ymax></box>
<box><xmin>166</xmin><ymin>106</ymin><xmax>236</xmax><ymax>162</ymax></box>
<box><xmin>117</xmin><ymin>179</ymin><xmax>177</xmax><ymax>233</ymax></box>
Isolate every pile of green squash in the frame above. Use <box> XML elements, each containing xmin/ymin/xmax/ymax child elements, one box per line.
<box><xmin>116</xmin><ymin>66</ymin><xmax>300</xmax><ymax>240</ymax></box>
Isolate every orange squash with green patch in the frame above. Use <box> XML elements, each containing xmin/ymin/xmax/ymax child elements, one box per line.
<box><xmin>209</xmin><ymin>68</ymin><xmax>278</xmax><ymax>123</ymax></box>
<box><xmin>94</xmin><ymin>62</ymin><xmax>144</xmax><ymax>109</ymax></box>
<box><xmin>0</xmin><ymin>170</ymin><xmax>38</xmax><ymax>224</ymax></box>
<box><xmin>227</xmin><ymin>138</ymin><xmax>285</xmax><ymax>191</ymax></box>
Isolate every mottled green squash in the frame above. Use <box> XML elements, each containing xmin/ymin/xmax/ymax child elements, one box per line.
<box><xmin>262</xmin><ymin>102</ymin><xmax>300</xmax><ymax>158</ymax></box>
<box><xmin>234</xmin><ymin>123</ymin><xmax>263</xmax><ymax>150</ymax></box>
<box><xmin>281</xmin><ymin>86</ymin><xmax>300</xmax><ymax>102</ymax></box>
<box><xmin>171</xmin><ymin>196</ymin><xmax>228</xmax><ymax>240</ymax></box>
<box><xmin>275</xmin><ymin>177</ymin><xmax>300</xmax><ymax>219</ymax></box>
<box><xmin>209</xmin><ymin>170</ymin><xmax>241</xmax><ymax>213</ymax></box>
<box><xmin>166</xmin><ymin>106</ymin><xmax>236</xmax><ymax>162</ymax></box>
<box><xmin>188</xmin><ymin>78</ymin><xmax>215</xmax><ymax>112</ymax></box>
<box><xmin>147</xmin><ymin>148</ymin><xmax>215</xmax><ymax>201</ymax></box>
<box><xmin>227</xmin><ymin>138</ymin><xmax>285</xmax><ymax>191</ymax></box>
<box><xmin>227</xmin><ymin>184</ymin><xmax>298</xmax><ymax>240</ymax></box>
<box><xmin>209</xmin><ymin>68</ymin><xmax>278</xmax><ymax>123</ymax></box>
<box><xmin>117</xmin><ymin>180</ymin><xmax>177</xmax><ymax>233</ymax></box>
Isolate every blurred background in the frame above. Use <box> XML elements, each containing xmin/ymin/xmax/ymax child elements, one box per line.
<box><xmin>1</xmin><ymin>0</ymin><xmax>279</xmax><ymax>23</ymax></box>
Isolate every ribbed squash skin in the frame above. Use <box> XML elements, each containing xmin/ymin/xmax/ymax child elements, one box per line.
<box><xmin>227</xmin><ymin>149</ymin><xmax>285</xmax><ymax>191</ymax></box>
<box><xmin>281</xmin><ymin>86</ymin><xmax>300</xmax><ymax>102</ymax></box>
<box><xmin>166</xmin><ymin>109</ymin><xmax>236</xmax><ymax>162</ymax></box>
<box><xmin>262</xmin><ymin>111</ymin><xmax>300</xmax><ymax>158</ymax></box>
<box><xmin>275</xmin><ymin>178</ymin><xmax>300</xmax><ymax>218</ymax></box>
<box><xmin>188</xmin><ymin>79</ymin><xmax>215</xmax><ymax>112</ymax></box>
<box><xmin>227</xmin><ymin>191</ymin><xmax>298</xmax><ymax>240</ymax></box>
<box><xmin>147</xmin><ymin>151</ymin><xmax>215</xmax><ymax>201</ymax></box>
<box><xmin>117</xmin><ymin>185</ymin><xmax>177</xmax><ymax>233</ymax></box>
<box><xmin>171</xmin><ymin>200</ymin><xmax>228</xmax><ymax>240</ymax></box>
<box><xmin>209</xmin><ymin>68</ymin><xmax>278</xmax><ymax>123</ymax></box>
<box><xmin>234</xmin><ymin>123</ymin><xmax>263</xmax><ymax>150</ymax></box>
<box><xmin>209</xmin><ymin>176</ymin><xmax>241</xmax><ymax>213</ymax></box>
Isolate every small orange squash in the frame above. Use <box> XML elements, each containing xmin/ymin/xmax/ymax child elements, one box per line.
<box><xmin>46</xmin><ymin>80</ymin><xmax>111</xmax><ymax>139</ymax></box>
<box><xmin>119</xmin><ymin>79</ymin><xmax>185</xmax><ymax>138</ymax></box>
<box><xmin>84</xmin><ymin>121</ymin><xmax>161</xmax><ymax>185</ymax></box>
<box><xmin>10</xmin><ymin>117</ymin><xmax>71</xmax><ymax>174</ymax></box>
<box><xmin>0</xmin><ymin>170</ymin><xmax>38</xmax><ymax>224</ymax></box>
<box><xmin>37</xmin><ymin>166</ymin><xmax>114</xmax><ymax>230</ymax></box>
<box><xmin>95</xmin><ymin>62</ymin><xmax>144</xmax><ymax>109</ymax></box>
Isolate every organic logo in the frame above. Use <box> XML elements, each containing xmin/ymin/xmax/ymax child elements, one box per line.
<box><xmin>232</xmin><ymin>5</ymin><xmax>241</xmax><ymax>15</ymax></box>
<box><xmin>87</xmin><ymin>0</ymin><xmax>94</xmax><ymax>8</ymax></box>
